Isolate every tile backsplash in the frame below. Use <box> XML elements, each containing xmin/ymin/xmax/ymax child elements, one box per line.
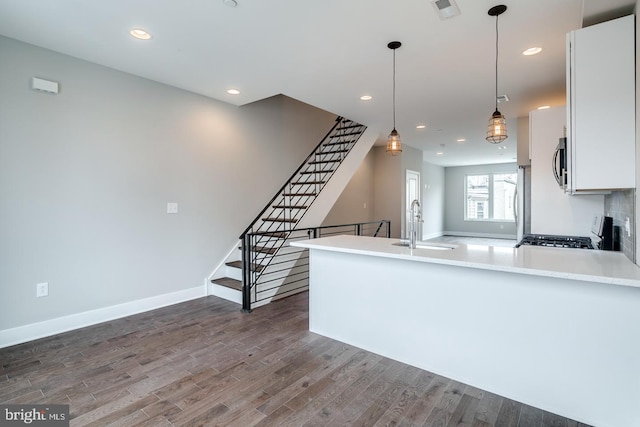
<box><xmin>604</xmin><ymin>189</ymin><xmax>635</xmax><ymax>262</ymax></box>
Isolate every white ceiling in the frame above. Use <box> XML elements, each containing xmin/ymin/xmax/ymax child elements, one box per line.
<box><xmin>0</xmin><ymin>0</ymin><xmax>635</xmax><ymax>166</ymax></box>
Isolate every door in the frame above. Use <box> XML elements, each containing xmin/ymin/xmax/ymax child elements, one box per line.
<box><xmin>405</xmin><ymin>170</ymin><xmax>421</xmax><ymax>239</ymax></box>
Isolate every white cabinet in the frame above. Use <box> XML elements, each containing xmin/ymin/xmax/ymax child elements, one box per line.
<box><xmin>529</xmin><ymin>107</ymin><xmax>603</xmax><ymax>235</ymax></box>
<box><xmin>566</xmin><ymin>15</ymin><xmax>635</xmax><ymax>193</ymax></box>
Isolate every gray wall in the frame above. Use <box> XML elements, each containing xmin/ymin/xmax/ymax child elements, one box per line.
<box><xmin>422</xmin><ymin>161</ymin><xmax>445</xmax><ymax>239</ymax></box>
<box><xmin>372</xmin><ymin>146</ymin><xmax>403</xmax><ymax>238</ymax></box>
<box><xmin>401</xmin><ymin>145</ymin><xmax>424</xmax><ymax>239</ymax></box>
<box><xmin>322</xmin><ymin>149</ymin><xmax>375</xmax><ymax>226</ymax></box>
<box><xmin>444</xmin><ymin>162</ymin><xmax>518</xmax><ymax>238</ymax></box>
<box><xmin>0</xmin><ymin>36</ymin><xmax>336</xmax><ymax>331</ymax></box>
<box><xmin>325</xmin><ymin>147</ymin><xmax>445</xmax><ymax>242</ymax></box>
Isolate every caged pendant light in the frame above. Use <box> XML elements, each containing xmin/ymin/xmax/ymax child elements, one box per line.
<box><xmin>386</xmin><ymin>41</ymin><xmax>403</xmax><ymax>155</ymax></box>
<box><xmin>486</xmin><ymin>5</ymin><xmax>508</xmax><ymax>144</ymax></box>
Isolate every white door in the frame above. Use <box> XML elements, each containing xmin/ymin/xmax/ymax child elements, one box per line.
<box><xmin>405</xmin><ymin>169</ymin><xmax>421</xmax><ymax>239</ymax></box>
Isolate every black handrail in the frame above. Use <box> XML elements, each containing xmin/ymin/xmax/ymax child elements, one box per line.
<box><xmin>239</xmin><ymin>116</ymin><xmax>344</xmax><ymax>239</ymax></box>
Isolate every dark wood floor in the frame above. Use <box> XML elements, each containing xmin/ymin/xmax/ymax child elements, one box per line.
<box><xmin>1</xmin><ymin>292</ymin><xmax>591</xmax><ymax>427</ymax></box>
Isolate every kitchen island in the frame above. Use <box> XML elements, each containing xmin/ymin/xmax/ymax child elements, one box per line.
<box><xmin>290</xmin><ymin>235</ymin><xmax>640</xmax><ymax>427</ymax></box>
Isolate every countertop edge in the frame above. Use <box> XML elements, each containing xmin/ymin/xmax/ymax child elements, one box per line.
<box><xmin>290</xmin><ymin>236</ymin><xmax>640</xmax><ymax>289</ymax></box>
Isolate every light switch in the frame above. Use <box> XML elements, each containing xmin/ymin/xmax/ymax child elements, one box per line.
<box><xmin>167</xmin><ymin>203</ymin><xmax>178</xmax><ymax>214</ymax></box>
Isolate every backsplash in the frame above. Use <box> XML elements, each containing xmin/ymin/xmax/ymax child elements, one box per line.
<box><xmin>604</xmin><ymin>189</ymin><xmax>635</xmax><ymax>262</ymax></box>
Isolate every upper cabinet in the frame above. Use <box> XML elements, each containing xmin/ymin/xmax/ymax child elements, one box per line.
<box><xmin>566</xmin><ymin>14</ymin><xmax>635</xmax><ymax>194</ymax></box>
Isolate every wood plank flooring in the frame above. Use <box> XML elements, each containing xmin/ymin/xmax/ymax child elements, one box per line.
<box><xmin>0</xmin><ymin>292</ymin><xmax>592</xmax><ymax>426</ymax></box>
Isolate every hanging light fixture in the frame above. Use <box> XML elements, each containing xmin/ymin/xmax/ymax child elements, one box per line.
<box><xmin>386</xmin><ymin>41</ymin><xmax>403</xmax><ymax>155</ymax></box>
<box><xmin>486</xmin><ymin>5</ymin><xmax>508</xmax><ymax>144</ymax></box>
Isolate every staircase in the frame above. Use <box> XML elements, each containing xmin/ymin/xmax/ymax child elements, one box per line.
<box><xmin>209</xmin><ymin>116</ymin><xmax>370</xmax><ymax>310</ymax></box>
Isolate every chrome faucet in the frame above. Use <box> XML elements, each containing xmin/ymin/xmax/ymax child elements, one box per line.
<box><xmin>409</xmin><ymin>199</ymin><xmax>423</xmax><ymax>249</ymax></box>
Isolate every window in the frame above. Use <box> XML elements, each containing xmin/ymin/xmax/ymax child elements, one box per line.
<box><xmin>465</xmin><ymin>173</ymin><xmax>517</xmax><ymax>221</ymax></box>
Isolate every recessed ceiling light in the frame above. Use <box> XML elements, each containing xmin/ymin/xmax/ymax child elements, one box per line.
<box><xmin>523</xmin><ymin>47</ymin><xmax>542</xmax><ymax>56</ymax></box>
<box><xmin>537</xmin><ymin>105</ymin><xmax>551</xmax><ymax>110</ymax></box>
<box><xmin>227</xmin><ymin>89</ymin><xmax>240</xmax><ymax>95</ymax></box>
<box><xmin>436</xmin><ymin>151</ymin><xmax>444</xmax><ymax>156</ymax></box>
<box><xmin>129</xmin><ymin>29</ymin><xmax>151</xmax><ymax>40</ymax></box>
<box><xmin>416</xmin><ymin>125</ymin><xmax>426</xmax><ymax>129</ymax></box>
<box><xmin>456</xmin><ymin>138</ymin><xmax>466</xmax><ymax>142</ymax></box>
<box><xmin>498</xmin><ymin>145</ymin><xmax>507</xmax><ymax>150</ymax></box>
<box><xmin>223</xmin><ymin>0</ymin><xmax>238</xmax><ymax>7</ymax></box>
<box><xmin>360</xmin><ymin>95</ymin><xmax>372</xmax><ymax>101</ymax></box>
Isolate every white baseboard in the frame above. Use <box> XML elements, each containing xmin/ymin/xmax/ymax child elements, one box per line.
<box><xmin>0</xmin><ymin>286</ymin><xmax>206</xmax><ymax>349</ymax></box>
<box><xmin>422</xmin><ymin>231</ymin><xmax>444</xmax><ymax>240</ymax></box>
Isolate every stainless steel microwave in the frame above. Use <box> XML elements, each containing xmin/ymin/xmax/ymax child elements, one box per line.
<box><xmin>552</xmin><ymin>137</ymin><xmax>567</xmax><ymax>189</ymax></box>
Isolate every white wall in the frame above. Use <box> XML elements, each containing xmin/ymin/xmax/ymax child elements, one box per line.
<box><xmin>400</xmin><ymin>145</ymin><xmax>424</xmax><ymax>239</ymax></box>
<box><xmin>0</xmin><ymin>36</ymin><xmax>336</xmax><ymax>335</ymax></box>
<box><xmin>422</xmin><ymin>161</ymin><xmax>445</xmax><ymax>240</ymax></box>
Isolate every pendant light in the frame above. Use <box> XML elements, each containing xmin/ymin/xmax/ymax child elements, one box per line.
<box><xmin>486</xmin><ymin>5</ymin><xmax>508</xmax><ymax>144</ymax></box>
<box><xmin>386</xmin><ymin>41</ymin><xmax>403</xmax><ymax>155</ymax></box>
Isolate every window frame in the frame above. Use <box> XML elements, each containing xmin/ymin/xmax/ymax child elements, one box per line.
<box><xmin>464</xmin><ymin>172</ymin><xmax>516</xmax><ymax>222</ymax></box>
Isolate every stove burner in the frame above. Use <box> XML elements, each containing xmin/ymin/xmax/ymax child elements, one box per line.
<box><xmin>516</xmin><ymin>234</ymin><xmax>594</xmax><ymax>249</ymax></box>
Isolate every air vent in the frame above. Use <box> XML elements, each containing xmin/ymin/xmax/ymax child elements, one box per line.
<box><xmin>432</xmin><ymin>0</ymin><xmax>461</xmax><ymax>19</ymax></box>
<box><xmin>497</xmin><ymin>94</ymin><xmax>509</xmax><ymax>103</ymax></box>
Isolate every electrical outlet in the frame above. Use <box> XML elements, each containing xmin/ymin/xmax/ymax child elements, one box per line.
<box><xmin>36</xmin><ymin>282</ymin><xmax>49</xmax><ymax>298</ymax></box>
<box><xmin>625</xmin><ymin>217</ymin><xmax>631</xmax><ymax>237</ymax></box>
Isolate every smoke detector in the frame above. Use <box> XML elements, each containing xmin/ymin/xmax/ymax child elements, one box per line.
<box><xmin>432</xmin><ymin>0</ymin><xmax>461</xmax><ymax>20</ymax></box>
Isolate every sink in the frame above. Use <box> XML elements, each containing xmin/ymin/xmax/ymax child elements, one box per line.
<box><xmin>393</xmin><ymin>241</ymin><xmax>457</xmax><ymax>251</ymax></box>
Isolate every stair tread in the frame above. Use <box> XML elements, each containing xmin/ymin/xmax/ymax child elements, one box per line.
<box><xmin>291</xmin><ymin>181</ymin><xmax>324</xmax><ymax>185</ymax></box>
<box><xmin>309</xmin><ymin>160</ymin><xmax>340</xmax><ymax>164</ymax></box>
<box><xmin>253</xmin><ymin>231</ymin><xmax>288</xmax><ymax>238</ymax></box>
<box><xmin>273</xmin><ymin>205</ymin><xmax>307</xmax><ymax>209</ymax></box>
<box><xmin>253</xmin><ymin>246</ymin><xmax>277</xmax><ymax>254</ymax></box>
<box><xmin>317</xmin><ymin>149</ymin><xmax>349</xmax><ymax>154</ymax></box>
<box><xmin>283</xmin><ymin>192</ymin><xmax>316</xmax><ymax>196</ymax></box>
<box><xmin>211</xmin><ymin>277</ymin><xmax>242</xmax><ymax>291</ymax></box>
<box><xmin>226</xmin><ymin>260</ymin><xmax>264</xmax><ymax>272</ymax></box>
<box><xmin>300</xmin><ymin>170</ymin><xmax>334</xmax><ymax>174</ymax></box>
<box><xmin>262</xmin><ymin>217</ymin><xmax>298</xmax><ymax>223</ymax></box>
<box><xmin>324</xmin><ymin>140</ymin><xmax>355</xmax><ymax>146</ymax></box>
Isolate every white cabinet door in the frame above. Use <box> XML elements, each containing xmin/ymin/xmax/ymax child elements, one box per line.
<box><xmin>567</xmin><ymin>14</ymin><xmax>635</xmax><ymax>192</ymax></box>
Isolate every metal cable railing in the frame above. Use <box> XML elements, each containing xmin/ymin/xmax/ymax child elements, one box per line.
<box><xmin>242</xmin><ymin>220</ymin><xmax>390</xmax><ymax>312</ymax></box>
<box><xmin>238</xmin><ymin>116</ymin><xmax>368</xmax><ymax>311</ymax></box>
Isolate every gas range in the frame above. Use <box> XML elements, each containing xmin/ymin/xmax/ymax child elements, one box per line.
<box><xmin>515</xmin><ymin>234</ymin><xmax>594</xmax><ymax>249</ymax></box>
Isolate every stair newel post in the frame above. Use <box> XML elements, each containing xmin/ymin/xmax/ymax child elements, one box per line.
<box><xmin>241</xmin><ymin>233</ymin><xmax>253</xmax><ymax>313</ymax></box>
<box><xmin>356</xmin><ymin>223</ymin><xmax>362</xmax><ymax>236</ymax></box>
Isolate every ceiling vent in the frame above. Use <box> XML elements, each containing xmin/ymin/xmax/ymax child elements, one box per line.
<box><xmin>497</xmin><ymin>94</ymin><xmax>509</xmax><ymax>103</ymax></box>
<box><xmin>432</xmin><ymin>0</ymin><xmax>461</xmax><ymax>20</ymax></box>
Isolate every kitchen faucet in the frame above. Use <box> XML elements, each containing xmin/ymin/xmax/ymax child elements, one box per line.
<box><xmin>409</xmin><ymin>199</ymin><xmax>423</xmax><ymax>249</ymax></box>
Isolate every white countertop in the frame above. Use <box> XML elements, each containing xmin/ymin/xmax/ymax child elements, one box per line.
<box><xmin>290</xmin><ymin>235</ymin><xmax>640</xmax><ymax>289</ymax></box>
